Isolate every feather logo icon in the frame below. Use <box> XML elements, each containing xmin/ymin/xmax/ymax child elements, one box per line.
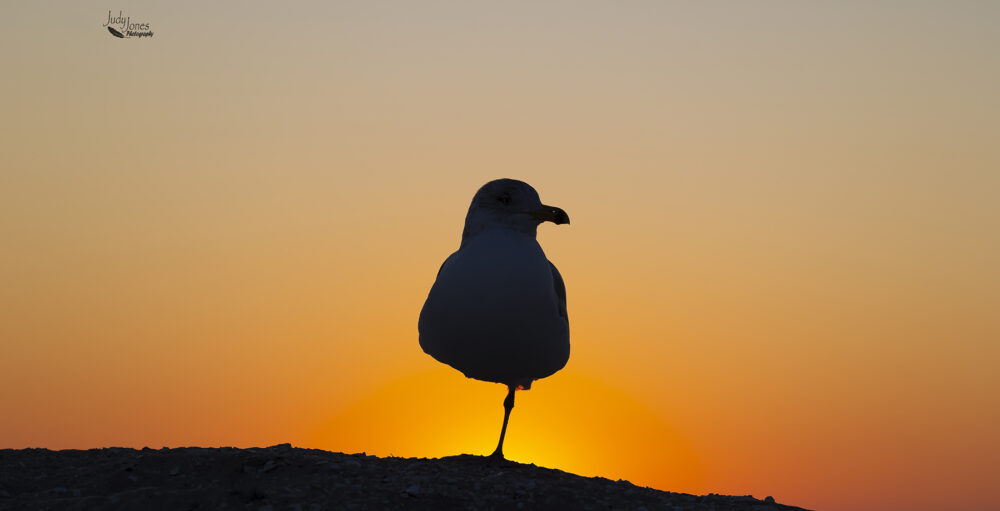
<box><xmin>107</xmin><ymin>26</ymin><xmax>125</xmax><ymax>38</ymax></box>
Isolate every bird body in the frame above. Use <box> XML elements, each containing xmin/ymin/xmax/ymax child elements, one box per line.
<box><xmin>419</xmin><ymin>228</ymin><xmax>568</xmax><ymax>388</ymax></box>
<box><xmin>417</xmin><ymin>178</ymin><xmax>570</xmax><ymax>458</ymax></box>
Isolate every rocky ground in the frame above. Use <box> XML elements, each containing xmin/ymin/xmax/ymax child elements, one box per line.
<box><xmin>0</xmin><ymin>444</ymin><xmax>810</xmax><ymax>510</ymax></box>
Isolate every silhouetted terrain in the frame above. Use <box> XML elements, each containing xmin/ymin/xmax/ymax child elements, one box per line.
<box><xmin>0</xmin><ymin>444</ymin><xmax>810</xmax><ymax>510</ymax></box>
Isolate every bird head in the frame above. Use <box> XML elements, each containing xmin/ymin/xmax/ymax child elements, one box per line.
<box><xmin>461</xmin><ymin>179</ymin><xmax>569</xmax><ymax>242</ymax></box>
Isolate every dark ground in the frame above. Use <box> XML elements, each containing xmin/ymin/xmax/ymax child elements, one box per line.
<box><xmin>0</xmin><ymin>444</ymin><xmax>811</xmax><ymax>510</ymax></box>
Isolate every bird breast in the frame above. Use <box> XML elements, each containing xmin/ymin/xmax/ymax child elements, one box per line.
<box><xmin>433</xmin><ymin>232</ymin><xmax>558</xmax><ymax>325</ymax></box>
<box><xmin>418</xmin><ymin>230</ymin><xmax>569</xmax><ymax>384</ymax></box>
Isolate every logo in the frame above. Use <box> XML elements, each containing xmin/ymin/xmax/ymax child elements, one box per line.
<box><xmin>103</xmin><ymin>10</ymin><xmax>154</xmax><ymax>39</ymax></box>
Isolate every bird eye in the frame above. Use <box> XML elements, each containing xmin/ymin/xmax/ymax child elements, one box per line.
<box><xmin>498</xmin><ymin>193</ymin><xmax>512</xmax><ymax>205</ymax></box>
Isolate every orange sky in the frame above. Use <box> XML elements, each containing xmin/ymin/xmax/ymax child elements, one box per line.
<box><xmin>1</xmin><ymin>3</ymin><xmax>998</xmax><ymax>511</ymax></box>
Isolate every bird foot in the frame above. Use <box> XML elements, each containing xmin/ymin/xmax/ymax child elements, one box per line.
<box><xmin>486</xmin><ymin>451</ymin><xmax>520</xmax><ymax>467</ymax></box>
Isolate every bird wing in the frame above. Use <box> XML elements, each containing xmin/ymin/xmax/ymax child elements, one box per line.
<box><xmin>549</xmin><ymin>261</ymin><xmax>568</xmax><ymax>319</ymax></box>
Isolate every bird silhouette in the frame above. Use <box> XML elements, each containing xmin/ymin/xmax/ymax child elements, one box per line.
<box><xmin>419</xmin><ymin>179</ymin><xmax>570</xmax><ymax>459</ymax></box>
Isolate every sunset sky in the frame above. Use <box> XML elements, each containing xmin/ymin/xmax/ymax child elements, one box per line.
<box><xmin>1</xmin><ymin>2</ymin><xmax>998</xmax><ymax>510</ymax></box>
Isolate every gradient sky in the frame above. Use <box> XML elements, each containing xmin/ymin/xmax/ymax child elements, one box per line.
<box><xmin>2</xmin><ymin>2</ymin><xmax>998</xmax><ymax>511</ymax></box>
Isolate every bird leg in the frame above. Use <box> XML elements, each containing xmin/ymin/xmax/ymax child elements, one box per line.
<box><xmin>489</xmin><ymin>384</ymin><xmax>516</xmax><ymax>459</ymax></box>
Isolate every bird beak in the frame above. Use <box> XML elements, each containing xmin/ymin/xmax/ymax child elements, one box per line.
<box><xmin>529</xmin><ymin>205</ymin><xmax>570</xmax><ymax>225</ymax></box>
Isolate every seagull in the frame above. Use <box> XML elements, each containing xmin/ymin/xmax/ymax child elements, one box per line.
<box><xmin>418</xmin><ymin>178</ymin><xmax>570</xmax><ymax>459</ymax></box>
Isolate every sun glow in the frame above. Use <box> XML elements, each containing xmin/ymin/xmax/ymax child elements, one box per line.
<box><xmin>308</xmin><ymin>369</ymin><xmax>702</xmax><ymax>491</ymax></box>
